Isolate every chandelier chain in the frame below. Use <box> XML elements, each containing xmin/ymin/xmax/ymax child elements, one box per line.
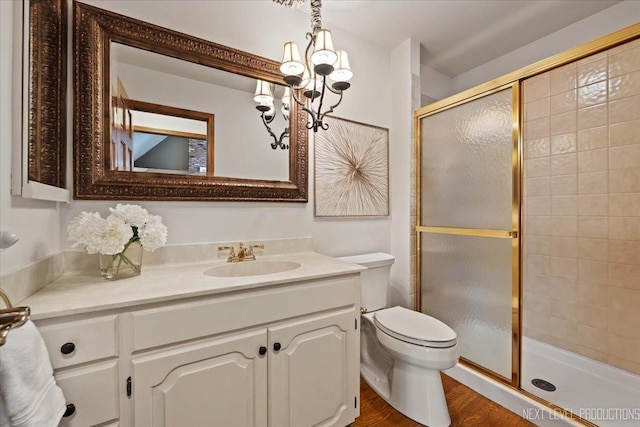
<box><xmin>272</xmin><ymin>0</ymin><xmax>305</xmax><ymax>8</ymax></box>
<box><xmin>310</xmin><ymin>0</ymin><xmax>322</xmax><ymax>34</ymax></box>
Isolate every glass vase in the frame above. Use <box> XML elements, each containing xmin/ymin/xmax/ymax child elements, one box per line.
<box><xmin>99</xmin><ymin>240</ymin><xmax>143</xmax><ymax>280</ymax></box>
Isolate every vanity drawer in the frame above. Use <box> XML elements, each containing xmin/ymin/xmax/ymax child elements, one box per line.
<box><xmin>37</xmin><ymin>315</ymin><xmax>118</xmax><ymax>369</ymax></box>
<box><xmin>132</xmin><ymin>275</ymin><xmax>358</xmax><ymax>351</ymax></box>
<box><xmin>56</xmin><ymin>360</ymin><xmax>119</xmax><ymax>427</ymax></box>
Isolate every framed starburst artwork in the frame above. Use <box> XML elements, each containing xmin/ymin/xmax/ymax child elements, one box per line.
<box><xmin>314</xmin><ymin>116</ymin><xmax>389</xmax><ymax>217</ymax></box>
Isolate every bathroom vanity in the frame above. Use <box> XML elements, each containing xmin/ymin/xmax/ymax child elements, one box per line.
<box><xmin>20</xmin><ymin>252</ymin><xmax>363</xmax><ymax>427</ymax></box>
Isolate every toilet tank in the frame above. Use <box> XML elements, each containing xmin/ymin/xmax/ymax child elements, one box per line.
<box><xmin>337</xmin><ymin>253</ymin><xmax>395</xmax><ymax>311</ymax></box>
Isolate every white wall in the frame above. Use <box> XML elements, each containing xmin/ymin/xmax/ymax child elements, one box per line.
<box><xmin>450</xmin><ymin>0</ymin><xmax>640</xmax><ymax>94</ymax></box>
<box><xmin>61</xmin><ymin>1</ymin><xmax>393</xmax><ymax>257</ymax></box>
<box><xmin>420</xmin><ymin>64</ymin><xmax>453</xmax><ymax>102</ymax></box>
<box><xmin>389</xmin><ymin>38</ymin><xmax>420</xmax><ymax>308</ymax></box>
<box><xmin>0</xmin><ymin>1</ymin><xmax>61</xmax><ymax>275</ymax></box>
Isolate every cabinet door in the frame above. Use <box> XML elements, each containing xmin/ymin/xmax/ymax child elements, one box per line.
<box><xmin>56</xmin><ymin>360</ymin><xmax>119</xmax><ymax>427</ymax></box>
<box><xmin>132</xmin><ymin>329</ymin><xmax>267</xmax><ymax>427</ymax></box>
<box><xmin>269</xmin><ymin>309</ymin><xmax>356</xmax><ymax>427</ymax></box>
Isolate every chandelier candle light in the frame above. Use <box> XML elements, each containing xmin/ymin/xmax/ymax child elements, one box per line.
<box><xmin>254</xmin><ymin>80</ymin><xmax>290</xmax><ymax>149</ymax></box>
<box><xmin>275</xmin><ymin>0</ymin><xmax>352</xmax><ymax>132</ymax></box>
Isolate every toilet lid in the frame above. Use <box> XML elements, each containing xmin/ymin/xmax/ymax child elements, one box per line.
<box><xmin>374</xmin><ymin>306</ymin><xmax>457</xmax><ymax>348</ymax></box>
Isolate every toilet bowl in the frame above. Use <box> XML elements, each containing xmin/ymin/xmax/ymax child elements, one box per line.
<box><xmin>338</xmin><ymin>253</ymin><xmax>459</xmax><ymax>427</ymax></box>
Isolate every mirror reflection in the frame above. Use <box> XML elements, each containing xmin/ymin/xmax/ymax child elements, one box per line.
<box><xmin>124</xmin><ymin>99</ymin><xmax>212</xmax><ymax>175</ymax></box>
<box><xmin>254</xmin><ymin>80</ymin><xmax>290</xmax><ymax>150</ymax></box>
<box><xmin>110</xmin><ymin>42</ymin><xmax>289</xmax><ymax>181</ymax></box>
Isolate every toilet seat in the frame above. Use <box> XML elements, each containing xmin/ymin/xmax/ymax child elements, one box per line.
<box><xmin>373</xmin><ymin>306</ymin><xmax>457</xmax><ymax>348</ymax></box>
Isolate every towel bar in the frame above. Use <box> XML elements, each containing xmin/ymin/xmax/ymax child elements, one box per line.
<box><xmin>0</xmin><ymin>288</ymin><xmax>31</xmax><ymax>346</ymax></box>
<box><xmin>0</xmin><ymin>288</ymin><xmax>12</xmax><ymax>308</ymax></box>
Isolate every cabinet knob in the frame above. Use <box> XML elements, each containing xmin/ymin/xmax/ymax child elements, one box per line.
<box><xmin>273</xmin><ymin>342</ymin><xmax>281</xmax><ymax>351</ymax></box>
<box><xmin>60</xmin><ymin>342</ymin><xmax>76</xmax><ymax>355</ymax></box>
<box><xmin>259</xmin><ymin>346</ymin><xmax>267</xmax><ymax>356</ymax></box>
<box><xmin>63</xmin><ymin>403</ymin><xmax>75</xmax><ymax>417</ymax></box>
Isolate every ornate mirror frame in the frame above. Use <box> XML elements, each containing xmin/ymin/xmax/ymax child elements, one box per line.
<box><xmin>12</xmin><ymin>0</ymin><xmax>68</xmax><ymax>202</ymax></box>
<box><xmin>73</xmin><ymin>1</ymin><xmax>308</xmax><ymax>201</ymax></box>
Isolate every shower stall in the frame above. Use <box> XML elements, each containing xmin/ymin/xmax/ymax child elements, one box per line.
<box><xmin>415</xmin><ymin>25</ymin><xmax>640</xmax><ymax>426</ymax></box>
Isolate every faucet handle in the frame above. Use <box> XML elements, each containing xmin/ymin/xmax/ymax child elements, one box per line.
<box><xmin>218</xmin><ymin>245</ymin><xmax>236</xmax><ymax>257</ymax></box>
<box><xmin>243</xmin><ymin>243</ymin><xmax>263</xmax><ymax>259</ymax></box>
<box><xmin>248</xmin><ymin>244</ymin><xmax>264</xmax><ymax>255</ymax></box>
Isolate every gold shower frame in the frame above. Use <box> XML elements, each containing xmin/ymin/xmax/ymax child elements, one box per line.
<box><xmin>414</xmin><ymin>22</ymin><xmax>640</xmax><ymax>427</ymax></box>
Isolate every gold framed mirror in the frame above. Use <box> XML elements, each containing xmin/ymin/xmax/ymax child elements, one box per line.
<box><xmin>73</xmin><ymin>1</ymin><xmax>308</xmax><ymax>201</ymax></box>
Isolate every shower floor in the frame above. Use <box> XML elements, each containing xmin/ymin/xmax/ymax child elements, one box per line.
<box><xmin>522</xmin><ymin>337</ymin><xmax>640</xmax><ymax>426</ymax></box>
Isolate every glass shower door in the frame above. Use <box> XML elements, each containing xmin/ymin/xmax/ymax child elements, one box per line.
<box><xmin>417</xmin><ymin>85</ymin><xmax>520</xmax><ymax>383</ymax></box>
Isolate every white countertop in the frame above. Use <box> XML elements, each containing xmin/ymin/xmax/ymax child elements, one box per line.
<box><xmin>21</xmin><ymin>252</ymin><xmax>365</xmax><ymax>321</ymax></box>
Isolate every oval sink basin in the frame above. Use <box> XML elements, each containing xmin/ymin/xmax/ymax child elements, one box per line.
<box><xmin>204</xmin><ymin>260</ymin><xmax>302</xmax><ymax>278</ymax></box>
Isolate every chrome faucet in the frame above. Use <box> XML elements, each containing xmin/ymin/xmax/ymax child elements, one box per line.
<box><xmin>218</xmin><ymin>243</ymin><xmax>264</xmax><ymax>262</ymax></box>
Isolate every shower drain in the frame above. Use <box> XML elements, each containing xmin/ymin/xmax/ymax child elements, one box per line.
<box><xmin>531</xmin><ymin>378</ymin><xmax>556</xmax><ymax>392</ymax></box>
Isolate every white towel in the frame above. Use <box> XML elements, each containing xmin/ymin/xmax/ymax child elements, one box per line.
<box><xmin>0</xmin><ymin>320</ymin><xmax>66</xmax><ymax>427</ymax></box>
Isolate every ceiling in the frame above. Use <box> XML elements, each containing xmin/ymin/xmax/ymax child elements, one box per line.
<box><xmin>294</xmin><ymin>0</ymin><xmax>622</xmax><ymax>77</ymax></box>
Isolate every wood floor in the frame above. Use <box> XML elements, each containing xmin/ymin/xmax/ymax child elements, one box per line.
<box><xmin>351</xmin><ymin>374</ymin><xmax>535</xmax><ymax>427</ymax></box>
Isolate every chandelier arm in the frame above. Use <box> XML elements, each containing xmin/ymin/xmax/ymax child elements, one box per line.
<box><xmin>289</xmin><ymin>85</ymin><xmax>319</xmax><ymax>129</ymax></box>
<box><xmin>302</xmin><ymin>33</ymin><xmax>320</xmax><ymax>105</ymax></box>
<box><xmin>315</xmin><ymin>76</ymin><xmax>328</xmax><ymax>124</ymax></box>
<box><xmin>261</xmin><ymin>112</ymin><xmax>282</xmax><ymax>149</ymax></box>
<box><xmin>304</xmin><ymin>32</ymin><xmax>315</xmax><ymax>59</ymax></box>
<box><xmin>291</xmin><ymin>89</ymin><xmax>319</xmax><ymax>129</ymax></box>
<box><xmin>289</xmin><ymin>87</ymin><xmax>306</xmax><ymax>108</ymax></box>
<box><xmin>264</xmin><ymin>112</ymin><xmax>275</xmax><ymax>125</ymax></box>
<box><xmin>290</xmin><ymin>86</ymin><xmax>319</xmax><ymax>125</ymax></box>
<box><xmin>277</xmin><ymin>128</ymin><xmax>290</xmax><ymax>150</ymax></box>
<box><xmin>298</xmin><ymin>99</ymin><xmax>318</xmax><ymax>130</ymax></box>
<box><xmin>326</xmin><ymin>84</ymin><xmax>341</xmax><ymax>95</ymax></box>
<box><xmin>319</xmin><ymin>90</ymin><xmax>343</xmax><ymax>123</ymax></box>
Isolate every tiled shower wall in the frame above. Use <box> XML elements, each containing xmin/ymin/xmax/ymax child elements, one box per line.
<box><xmin>523</xmin><ymin>38</ymin><xmax>640</xmax><ymax>375</ymax></box>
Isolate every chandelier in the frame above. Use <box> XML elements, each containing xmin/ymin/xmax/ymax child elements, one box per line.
<box><xmin>254</xmin><ymin>80</ymin><xmax>290</xmax><ymax>150</ymax></box>
<box><xmin>275</xmin><ymin>0</ymin><xmax>352</xmax><ymax>132</ymax></box>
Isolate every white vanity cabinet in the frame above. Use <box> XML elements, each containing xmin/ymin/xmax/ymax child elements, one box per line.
<box><xmin>36</xmin><ymin>315</ymin><xmax>120</xmax><ymax>427</ymax></box>
<box><xmin>132</xmin><ymin>308</ymin><xmax>355</xmax><ymax>427</ymax></box>
<box><xmin>269</xmin><ymin>309</ymin><xmax>356</xmax><ymax>427</ymax></box>
<box><xmin>132</xmin><ymin>329</ymin><xmax>268</xmax><ymax>427</ymax></box>
<box><xmin>32</xmin><ymin>271</ymin><xmax>361</xmax><ymax>427</ymax></box>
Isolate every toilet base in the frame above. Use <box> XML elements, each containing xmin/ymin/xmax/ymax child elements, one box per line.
<box><xmin>389</xmin><ymin>360</ymin><xmax>451</xmax><ymax>427</ymax></box>
<box><xmin>360</xmin><ymin>310</ymin><xmax>456</xmax><ymax>427</ymax></box>
<box><xmin>361</xmin><ymin>363</ymin><xmax>391</xmax><ymax>400</ymax></box>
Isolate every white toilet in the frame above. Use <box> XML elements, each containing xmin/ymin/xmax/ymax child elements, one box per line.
<box><xmin>338</xmin><ymin>253</ymin><xmax>459</xmax><ymax>427</ymax></box>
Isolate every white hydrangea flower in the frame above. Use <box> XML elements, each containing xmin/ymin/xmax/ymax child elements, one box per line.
<box><xmin>67</xmin><ymin>211</ymin><xmax>104</xmax><ymax>251</ymax></box>
<box><xmin>97</xmin><ymin>215</ymin><xmax>134</xmax><ymax>255</ymax></box>
<box><xmin>68</xmin><ymin>205</ymin><xmax>167</xmax><ymax>257</ymax></box>
<box><xmin>68</xmin><ymin>212</ymin><xmax>133</xmax><ymax>255</ymax></box>
<box><xmin>139</xmin><ymin>215</ymin><xmax>168</xmax><ymax>252</ymax></box>
<box><xmin>109</xmin><ymin>203</ymin><xmax>151</xmax><ymax>228</ymax></box>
